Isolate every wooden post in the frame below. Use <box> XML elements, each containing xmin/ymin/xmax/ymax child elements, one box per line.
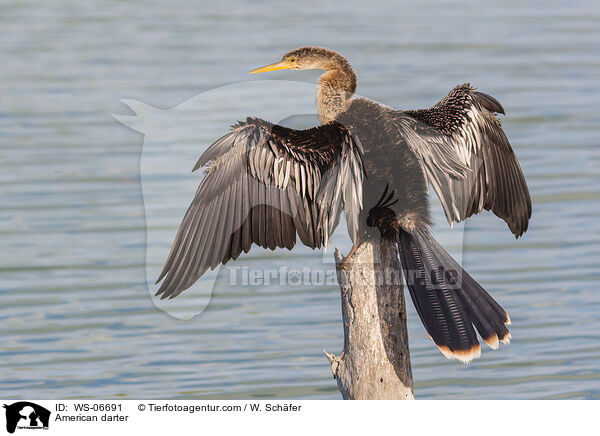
<box><xmin>324</xmin><ymin>236</ymin><xmax>414</xmax><ymax>400</ymax></box>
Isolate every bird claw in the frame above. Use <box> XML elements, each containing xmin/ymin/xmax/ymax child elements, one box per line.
<box><xmin>373</xmin><ymin>183</ymin><xmax>399</xmax><ymax>209</ymax></box>
<box><xmin>336</xmin><ymin>244</ymin><xmax>358</xmax><ymax>269</ymax></box>
<box><xmin>367</xmin><ymin>185</ymin><xmax>399</xmax><ymax>229</ymax></box>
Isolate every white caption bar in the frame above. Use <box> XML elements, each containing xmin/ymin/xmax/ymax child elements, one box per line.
<box><xmin>0</xmin><ymin>399</ymin><xmax>594</xmax><ymax>436</ymax></box>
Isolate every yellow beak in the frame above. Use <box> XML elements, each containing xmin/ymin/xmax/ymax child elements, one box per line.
<box><xmin>248</xmin><ymin>60</ymin><xmax>295</xmax><ymax>74</ymax></box>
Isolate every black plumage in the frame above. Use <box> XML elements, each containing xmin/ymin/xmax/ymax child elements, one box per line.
<box><xmin>156</xmin><ymin>46</ymin><xmax>531</xmax><ymax>363</ymax></box>
<box><xmin>405</xmin><ymin>84</ymin><xmax>532</xmax><ymax>237</ymax></box>
<box><xmin>156</xmin><ymin>118</ymin><xmax>364</xmax><ymax>296</ymax></box>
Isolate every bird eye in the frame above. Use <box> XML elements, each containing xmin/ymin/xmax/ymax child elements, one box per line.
<box><xmin>290</xmin><ymin>57</ymin><xmax>296</xmax><ymax>62</ymax></box>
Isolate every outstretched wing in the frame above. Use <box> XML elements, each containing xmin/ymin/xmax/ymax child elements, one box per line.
<box><xmin>155</xmin><ymin>118</ymin><xmax>364</xmax><ymax>299</ymax></box>
<box><xmin>404</xmin><ymin>84</ymin><xmax>532</xmax><ymax>237</ymax></box>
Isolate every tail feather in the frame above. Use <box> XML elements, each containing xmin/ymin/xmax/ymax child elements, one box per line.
<box><xmin>399</xmin><ymin>228</ymin><xmax>510</xmax><ymax>363</ymax></box>
<box><xmin>420</xmin><ymin>231</ymin><xmax>512</xmax><ymax>347</ymax></box>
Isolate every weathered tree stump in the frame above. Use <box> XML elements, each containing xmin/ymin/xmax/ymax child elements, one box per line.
<box><xmin>324</xmin><ymin>236</ymin><xmax>414</xmax><ymax>400</ymax></box>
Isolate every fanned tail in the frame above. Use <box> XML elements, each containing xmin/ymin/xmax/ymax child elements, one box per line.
<box><xmin>399</xmin><ymin>228</ymin><xmax>511</xmax><ymax>363</ymax></box>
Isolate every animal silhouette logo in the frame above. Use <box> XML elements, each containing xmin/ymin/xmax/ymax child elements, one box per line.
<box><xmin>3</xmin><ymin>402</ymin><xmax>50</xmax><ymax>434</ymax></box>
<box><xmin>113</xmin><ymin>80</ymin><xmax>325</xmax><ymax>320</ymax></box>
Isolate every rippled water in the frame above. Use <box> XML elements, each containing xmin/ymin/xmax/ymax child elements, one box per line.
<box><xmin>2</xmin><ymin>0</ymin><xmax>599</xmax><ymax>400</ymax></box>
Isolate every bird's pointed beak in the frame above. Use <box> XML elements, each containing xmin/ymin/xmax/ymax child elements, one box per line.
<box><xmin>248</xmin><ymin>60</ymin><xmax>294</xmax><ymax>74</ymax></box>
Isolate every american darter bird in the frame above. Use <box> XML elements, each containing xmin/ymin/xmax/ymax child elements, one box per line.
<box><xmin>155</xmin><ymin>46</ymin><xmax>531</xmax><ymax>363</ymax></box>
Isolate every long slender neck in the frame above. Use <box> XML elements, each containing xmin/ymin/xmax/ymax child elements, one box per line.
<box><xmin>317</xmin><ymin>60</ymin><xmax>357</xmax><ymax>124</ymax></box>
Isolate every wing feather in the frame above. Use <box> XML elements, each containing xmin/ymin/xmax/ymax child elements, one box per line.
<box><xmin>156</xmin><ymin>118</ymin><xmax>364</xmax><ymax>299</ymax></box>
<box><xmin>404</xmin><ymin>84</ymin><xmax>531</xmax><ymax>237</ymax></box>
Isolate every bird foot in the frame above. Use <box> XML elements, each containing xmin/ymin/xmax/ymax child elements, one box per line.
<box><xmin>336</xmin><ymin>244</ymin><xmax>358</xmax><ymax>270</ymax></box>
<box><xmin>366</xmin><ymin>184</ymin><xmax>400</xmax><ymax>239</ymax></box>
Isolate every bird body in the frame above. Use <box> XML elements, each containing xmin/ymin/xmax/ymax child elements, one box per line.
<box><xmin>337</xmin><ymin>97</ymin><xmax>433</xmax><ymax>237</ymax></box>
<box><xmin>156</xmin><ymin>47</ymin><xmax>531</xmax><ymax>363</ymax></box>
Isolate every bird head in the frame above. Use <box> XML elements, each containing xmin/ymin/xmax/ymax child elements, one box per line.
<box><xmin>249</xmin><ymin>46</ymin><xmax>348</xmax><ymax>74</ymax></box>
